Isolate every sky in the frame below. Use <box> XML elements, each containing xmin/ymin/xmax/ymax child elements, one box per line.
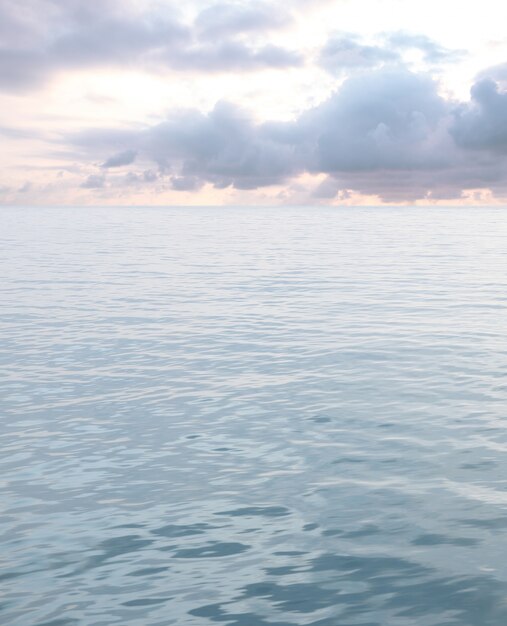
<box><xmin>2</xmin><ymin>0</ymin><xmax>507</xmax><ymax>206</ymax></box>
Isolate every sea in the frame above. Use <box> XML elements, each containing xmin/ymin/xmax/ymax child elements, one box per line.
<box><xmin>2</xmin><ymin>206</ymin><xmax>507</xmax><ymax>626</ymax></box>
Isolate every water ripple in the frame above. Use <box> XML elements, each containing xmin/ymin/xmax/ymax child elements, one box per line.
<box><xmin>2</xmin><ymin>207</ymin><xmax>507</xmax><ymax>625</ymax></box>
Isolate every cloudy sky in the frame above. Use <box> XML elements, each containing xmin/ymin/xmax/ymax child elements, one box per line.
<box><xmin>2</xmin><ymin>0</ymin><xmax>507</xmax><ymax>206</ymax></box>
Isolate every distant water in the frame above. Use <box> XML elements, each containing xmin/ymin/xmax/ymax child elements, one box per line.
<box><xmin>3</xmin><ymin>206</ymin><xmax>507</xmax><ymax>626</ymax></box>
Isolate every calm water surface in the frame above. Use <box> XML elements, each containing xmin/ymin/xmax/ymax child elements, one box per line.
<box><xmin>2</xmin><ymin>206</ymin><xmax>507</xmax><ymax>625</ymax></box>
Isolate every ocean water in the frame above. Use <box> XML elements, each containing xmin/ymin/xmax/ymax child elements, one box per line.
<box><xmin>2</xmin><ymin>206</ymin><xmax>507</xmax><ymax>626</ymax></box>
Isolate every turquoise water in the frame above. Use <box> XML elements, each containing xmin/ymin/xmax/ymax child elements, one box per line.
<box><xmin>2</xmin><ymin>206</ymin><xmax>507</xmax><ymax>626</ymax></box>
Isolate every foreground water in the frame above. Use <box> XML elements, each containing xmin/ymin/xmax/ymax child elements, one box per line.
<box><xmin>2</xmin><ymin>207</ymin><xmax>507</xmax><ymax>625</ymax></box>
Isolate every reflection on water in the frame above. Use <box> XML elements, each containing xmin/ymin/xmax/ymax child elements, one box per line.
<box><xmin>2</xmin><ymin>206</ymin><xmax>507</xmax><ymax>625</ymax></box>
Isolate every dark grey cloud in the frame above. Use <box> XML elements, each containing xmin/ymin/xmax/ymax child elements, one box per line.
<box><xmin>451</xmin><ymin>78</ymin><xmax>507</xmax><ymax>152</ymax></box>
<box><xmin>321</xmin><ymin>154</ymin><xmax>507</xmax><ymax>202</ymax></box>
<box><xmin>70</xmin><ymin>68</ymin><xmax>507</xmax><ymax>201</ymax></box>
<box><xmin>0</xmin><ymin>0</ymin><xmax>300</xmax><ymax>91</ymax></box>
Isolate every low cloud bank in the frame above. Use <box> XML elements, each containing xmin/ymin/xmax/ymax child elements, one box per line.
<box><xmin>70</xmin><ymin>68</ymin><xmax>507</xmax><ymax>201</ymax></box>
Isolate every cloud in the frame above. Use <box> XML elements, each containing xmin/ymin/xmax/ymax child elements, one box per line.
<box><xmin>0</xmin><ymin>0</ymin><xmax>301</xmax><ymax>91</ymax></box>
<box><xmin>18</xmin><ymin>181</ymin><xmax>32</xmax><ymax>193</ymax></box>
<box><xmin>81</xmin><ymin>173</ymin><xmax>106</xmax><ymax>188</ymax></box>
<box><xmin>102</xmin><ymin>149</ymin><xmax>138</xmax><ymax>168</ymax></box>
<box><xmin>194</xmin><ymin>2</ymin><xmax>290</xmax><ymax>39</ymax></box>
<box><xmin>477</xmin><ymin>62</ymin><xmax>507</xmax><ymax>85</ymax></box>
<box><xmin>312</xmin><ymin>176</ymin><xmax>342</xmax><ymax>199</ymax></box>
<box><xmin>170</xmin><ymin>176</ymin><xmax>203</xmax><ymax>191</ymax></box>
<box><xmin>143</xmin><ymin>100</ymin><xmax>300</xmax><ymax>189</ymax></box>
<box><xmin>50</xmin><ymin>14</ymin><xmax>188</xmax><ymax>69</ymax></box>
<box><xmin>386</xmin><ymin>32</ymin><xmax>465</xmax><ymax>65</ymax></box>
<box><xmin>143</xmin><ymin>169</ymin><xmax>158</xmax><ymax>182</ymax></box>
<box><xmin>124</xmin><ymin>171</ymin><xmax>141</xmax><ymax>185</ymax></box>
<box><xmin>162</xmin><ymin>41</ymin><xmax>303</xmax><ymax>72</ymax></box>
<box><xmin>299</xmin><ymin>69</ymin><xmax>450</xmax><ymax>173</ymax></box>
<box><xmin>451</xmin><ymin>78</ymin><xmax>507</xmax><ymax>152</ymax></box>
<box><xmin>319</xmin><ymin>34</ymin><xmax>400</xmax><ymax>74</ymax></box>
<box><xmin>0</xmin><ymin>124</ymin><xmax>38</xmax><ymax>140</ymax></box>
<box><xmin>319</xmin><ymin>32</ymin><xmax>465</xmax><ymax>76</ymax></box>
<box><xmin>68</xmin><ymin>127</ymin><xmax>142</xmax><ymax>156</ymax></box>
<box><xmin>66</xmin><ymin>68</ymin><xmax>507</xmax><ymax>201</ymax></box>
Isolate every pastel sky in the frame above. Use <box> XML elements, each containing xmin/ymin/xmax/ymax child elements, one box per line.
<box><xmin>3</xmin><ymin>0</ymin><xmax>507</xmax><ymax>206</ymax></box>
